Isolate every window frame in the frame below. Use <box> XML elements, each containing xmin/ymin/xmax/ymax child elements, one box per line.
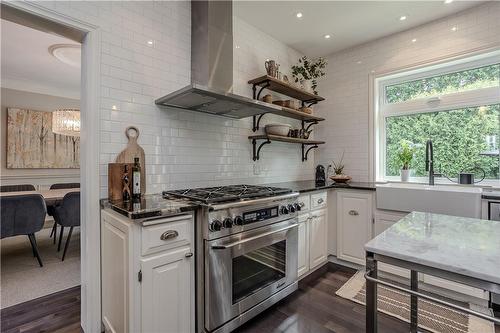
<box><xmin>375</xmin><ymin>51</ymin><xmax>500</xmax><ymax>183</ymax></box>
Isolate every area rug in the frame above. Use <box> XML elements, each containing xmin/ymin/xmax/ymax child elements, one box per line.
<box><xmin>336</xmin><ymin>271</ymin><xmax>495</xmax><ymax>333</ymax></box>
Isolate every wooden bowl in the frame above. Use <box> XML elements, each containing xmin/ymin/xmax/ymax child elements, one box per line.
<box><xmin>330</xmin><ymin>175</ymin><xmax>352</xmax><ymax>183</ymax></box>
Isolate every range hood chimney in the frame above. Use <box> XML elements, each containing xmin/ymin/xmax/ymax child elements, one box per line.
<box><xmin>155</xmin><ymin>0</ymin><xmax>279</xmax><ymax>118</ymax></box>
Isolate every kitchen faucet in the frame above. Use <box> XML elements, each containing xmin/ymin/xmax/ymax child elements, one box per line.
<box><xmin>425</xmin><ymin>140</ymin><xmax>441</xmax><ymax>185</ymax></box>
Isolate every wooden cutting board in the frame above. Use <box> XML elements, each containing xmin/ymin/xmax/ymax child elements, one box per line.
<box><xmin>115</xmin><ymin>126</ymin><xmax>146</xmax><ymax>195</ymax></box>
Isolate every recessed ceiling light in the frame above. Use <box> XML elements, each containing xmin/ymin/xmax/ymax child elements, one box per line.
<box><xmin>112</xmin><ymin>105</ymin><xmax>118</xmax><ymax>110</ymax></box>
<box><xmin>147</xmin><ymin>40</ymin><xmax>154</xmax><ymax>46</ymax></box>
<box><xmin>296</xmin><ymin>12</ymin><xmax>303</xmax><ymax>18</ymax></box>
<box><xmin>399</xmin><ymin>15</ymin><xmax>407</xmax><ymax>21</ymax></box>
<box><xmin>324</xmin><ymin>34</ymin><xmax>331</xmax><ymax>39</ymax></box>
<box><xmin>451</xmin><ymin>26</ymin><xmax>458</xmax><ymax>31</ymax></box>
<box><xmin>444</xmin><ymin>0</ymin><xmax>453</xmax><ymax>3</ymax></box>
<box><xmin>356</xmin><ymin>61</ymin><xmax>362</xmax><ymax>64</ymax></box>
<box><xmin>49</xmin><ymin>44</ymin><xmax>81</xmax><ymax>68</ymax></box>
<box><xmin>412</xmin><ymin>38</ymin><xmax>417</xmax><ymax>43</ymax></box>
<box><xmin>235</xmin><ymin>45</ymin><xmax>240</xmax><ymax>49</ymax></box>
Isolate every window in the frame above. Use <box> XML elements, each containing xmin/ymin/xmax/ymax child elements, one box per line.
<box><xmin>376</xmin><ymin>52</ymin><xmax>500</xmax><ymax>182</ymax></box>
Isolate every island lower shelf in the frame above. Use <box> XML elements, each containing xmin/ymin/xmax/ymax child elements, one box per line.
<box><xmin>249</xmin><ymin>135</ymin><xmax>324</xmax><ymax>161</ymax></box>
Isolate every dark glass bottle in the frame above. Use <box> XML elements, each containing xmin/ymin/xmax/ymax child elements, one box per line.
<box><xmin>132</xmin><ymin>157</ymin><xmax>141</xmax><ymax>199</ymax></box>
<box><xmin>122</xmin><ymin>165</ymin><xmax>131</xmax><ymax>202</ymax></box>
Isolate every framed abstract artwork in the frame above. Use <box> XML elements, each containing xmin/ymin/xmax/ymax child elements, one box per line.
<box><xmin>6</xmin><ymin>107</ymin><xmax>80</xmax><ymax>168</ymax></box>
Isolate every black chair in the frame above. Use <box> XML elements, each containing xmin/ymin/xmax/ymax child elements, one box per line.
<box><xmin>53</xmin><ymin>192</ymin><xmax>80</xmax><ymax>261</ymax></box>
<box><xmin>0</xmin><ymin>194</ymin><xmax>46</xmax><ymax>267</ymax></box>
<box><xmin>0</xmin><ymin>184</ymin><xmax>36</xmax><ymax>192</ymax></box>
<box><xmin>48</xmin><ymin>183</ymin><xmax>80</xmax><ymax>243</ymax></box>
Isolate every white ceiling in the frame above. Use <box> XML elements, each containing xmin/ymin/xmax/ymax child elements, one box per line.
<box><xmin>1</xmin><ymin>19</ymin><xmax>81</xmax><ymax>99</ymax></box>
<box><xmin>234</xmin><ymin>1</ymin><xmax>485</xmax><ymax>57</ymax></box>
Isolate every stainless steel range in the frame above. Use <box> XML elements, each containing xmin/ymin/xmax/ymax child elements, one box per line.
<box><xmin>163</xmin><ymin>185</ymin><xmax>301</xmax><ymax>333</ymax></box>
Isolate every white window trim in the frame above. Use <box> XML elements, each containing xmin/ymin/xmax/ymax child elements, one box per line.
<box><xmin>374</xmin><ymin>49</ymin><xmax>500</xmax><ymax>183</ymax></box>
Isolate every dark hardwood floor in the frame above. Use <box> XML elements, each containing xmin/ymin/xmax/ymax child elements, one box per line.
<box><xmin>236</xmin><ymin>264</ymin><xmax>500</xmax><ymax>333</ymax></box>
<box><xmin>0</xmin><ymin>267</ymin><xmax>498</xmax><ymax>333</ymax></box>
<box><xmin>0</xmin><ymin>286</ymin><xmax>81</xmax><ymax>333</ymax></box>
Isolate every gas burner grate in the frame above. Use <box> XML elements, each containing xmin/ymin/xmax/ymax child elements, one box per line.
<box><xmin>163</xmin><ymin>185</ymin><xmax>292</xmax><ymax>204</ymax></box>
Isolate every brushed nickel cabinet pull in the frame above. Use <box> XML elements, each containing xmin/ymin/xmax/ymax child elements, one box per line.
<box><xmin>160</xmin><ymin>230</ymin><xmax>179</xmax><ymax>241</ymax></box>
<box><xmin>185</xmin><ymin>252</ymin><xmax>193</xmax><ymax>258</ymax></box>
<box><xmin>317</xmin><ymin>198</ymin><xmax>324</xmax><ymax>204</ymax></box>
<box><xmin>348</xmin><ymin>210</ymin><xmax>359</xmax><ymax>216</ymax></box>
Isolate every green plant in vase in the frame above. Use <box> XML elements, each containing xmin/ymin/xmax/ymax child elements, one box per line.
<box><xmin>397</xmin><ymin>140</ymin><xmax>416</xmax><ymax>181</ymax></box>
<box><xmin>291</xmin><ymin>56</ymin><xmax>327</xmax><ymax>95</ymax></box>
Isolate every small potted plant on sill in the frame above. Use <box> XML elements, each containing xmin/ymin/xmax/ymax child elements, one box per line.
<box><xmin>329</xmin><ymin>151</ymin><xmax>351</xmax><ymax>183</ymax></box>
<box><xmin>397</xmin><ymin>140</ymin><xmax>416</xmax><ymax>182</ymax></box>
<box><xmin>291</xmin><ymin>56</ymin><xmax>327</xmax><ymax>95</ymax></box>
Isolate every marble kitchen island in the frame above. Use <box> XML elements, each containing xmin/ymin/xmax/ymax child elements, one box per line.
<box><xmin>364</xmin><ymin>211</ymin><xmax>500</xmax><ymax>333</ymax></box>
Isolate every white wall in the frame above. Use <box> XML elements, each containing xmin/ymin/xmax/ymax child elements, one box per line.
<box><xmin>315</xmin><ymin>2</ymin><xmax>500</xmax><ymax>181</ymax></box>
<box><xmin>31</xmin><ymin>2</ymin><xmax>311</xmax><ymax>197</ymax></box>
<box><xmin>0</xmin><ymin>88</ymin><xmax>80</xmax><ymax>188</ymax></box>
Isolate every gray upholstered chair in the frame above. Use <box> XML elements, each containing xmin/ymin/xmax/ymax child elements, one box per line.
<box><xmin>48</xmin><ymin>183</ymin><xmax>80</xmax><ymax>243</ymax></box>
<box><xmin>53</xmin><ymin>192</ymin><xmax>80</xmax><ymax>261</ymax></box>
<box><xmin>0</xmin><ymin>194</ymin><xmax>46</xmax><ymax>267</ymax></box>
<box><xmin>0</xmin><ymin>184</ymin><xmax>36</xmax><ymax>192</ymax></box>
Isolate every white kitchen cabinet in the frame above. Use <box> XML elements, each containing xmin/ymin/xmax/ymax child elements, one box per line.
<box><xmin>336</xmin><ymin>190</ymin><xmax>373</xmax><ymax>265</ymax></box>
<box><xmin>297</xmin><ymin>213</ymin><xmax>310</xmax><ymax>277</ymax></box>
<box><xmin>141</xmin><ymin>246</ymin><xmax>193</xmax><ymax>333</ymax></box>
<box><xmin>309</xmin><ymin>208</ymin><xmax>328</xmax><ymax>269</ymax></box>
<box><xmin>297</xmin><ymin>191</ymin><xmax>328</xmax><ymax>277</ymax></box>
<box><xmin>101</xmin><ymin>209</ymin><xmax>195</xmax><ymax>333</ymax></box>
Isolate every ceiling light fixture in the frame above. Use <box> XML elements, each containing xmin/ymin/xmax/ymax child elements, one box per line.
<box><xmin>400</xmin><ymin>15</ymin><xmax>407</xmax><ymax>21</ymax></box>
<box><xmin>52</xmin><ymin>108</ymin><xmax>80</xmax><ymax>137</ymax></box>
<box><xmin>412</xmin><ymin>38</ymin><xmax>417</xmax><ymax>43</ymax></box>
<box><xmin>296</xmin><ymin>12</ymin><xmax>303</xmax><ymax>18</ymax></box>
<box><xmin>451</xmin><ymin>26</ymin><xmax>458</xmax><ymax>31</ymax></box>
<box><xmin>147</xmin><ymin>40</ymin><xmax>154</xmax><ymax>46</ymax></box>
<box><xmin>49</xmin><ymin>44</ymin><xmax>81</xmax><ymax>68</ymax></box>
<box><xmin>324</xmin><ymin>34</ymin><xmax>331</xmax><ymax>39</ymax></box>
<box><xmin>444</xmin><ymin>0</ymin><xmax>454</xmax><ymax>4</ymax></box>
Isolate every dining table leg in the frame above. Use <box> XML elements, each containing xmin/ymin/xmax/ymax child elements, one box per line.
<box><xmin>410</xmin><ymin>270</ymin><xmax>418</xmax><ymax>332</ymax></box>
<box><xmin>58</xmin><ymin>226</ymin><xmax>65</xmax><ymax>252</ymax></box>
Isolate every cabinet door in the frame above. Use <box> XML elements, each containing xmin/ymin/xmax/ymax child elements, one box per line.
<box><xmin>309</xmin><ymin>208</ymin><xmax>328</xmax><ymax>269</ymax></box>
<box><xmin>298</xmin><ymin>213</ymin><xmax>310</xmax><ymax>277</ymax></box>
<box><xmin>336</xmin><ymin>191</ymin><xmax>372</xmax><ymax>265</ymax></box>
<box><xmin>141</xmin><ymin>246</ymin><xmax>193</xmax><ymax>333</ymax></box>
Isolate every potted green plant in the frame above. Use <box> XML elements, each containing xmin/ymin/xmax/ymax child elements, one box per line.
<box><xmin>397</xmin><ymin>140</ymin><xmax>416</xmax><ymax>182</ymax></box>
<box><xmin>291</xmin><ymin>56</ymin><xmax>327</xmax><ymax>95</ymax></box>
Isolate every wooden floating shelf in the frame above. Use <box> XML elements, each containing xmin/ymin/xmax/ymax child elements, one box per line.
<box><xmin>248</xmin><ymin>75</ymin><xmax>325</xmax><ymax>103</ymax></box>
<box><xmin>269</xmin><ymin>105</ymin><xmax>325</xmax><ymax>122</ymax></box>
<box><xmin>249</xmin><ymin>135</ymin><xmax>325</xmax><ymax>145</ymax></box>
<box><xmin>249</xmin><ymin>135</ymin><xmax>324</xmax><ymax>162</ymax></box>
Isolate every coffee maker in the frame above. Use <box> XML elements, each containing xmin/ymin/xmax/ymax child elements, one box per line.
<box><xmin>315</xmin><ymin>165</ymin><xmax>326</xmax><ymax>186</ymax></box>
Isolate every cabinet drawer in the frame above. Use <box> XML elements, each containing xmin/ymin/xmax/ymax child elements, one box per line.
<box><xmin>298</xmin><ymin>194</ymin><xmax>310</xmax><ymax>212</ymax></box>
<box><xmin>311</xmin><ymin>191</ymin><xmax>327</xmax><ymax>210</ymax></box>
<box><xmin>142</xmin><ymin>216</ymin><xmax>191</xmax><ymax>255</ymax></box>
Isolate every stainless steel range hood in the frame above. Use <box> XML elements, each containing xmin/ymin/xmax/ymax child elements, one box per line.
<box><xmin>155</xmin><ymin>0</ymin><xmax>278</xmax><ymax>119</ymax></box>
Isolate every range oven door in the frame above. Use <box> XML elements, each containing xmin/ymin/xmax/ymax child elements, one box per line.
<box><xmin>205</xmin><ymin>218</ymin><xmax>298</xmax><ymax>331</ymax></box>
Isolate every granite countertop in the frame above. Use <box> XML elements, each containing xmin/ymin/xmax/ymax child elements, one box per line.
<box><xmin>266</xmin><ymin>180</ymin><xmax>378</xmax><ymax>193</ymax></box>
<box><xmin>101</xmin><ymin>194</ymin><xmax>200</xmax><ymax>220</ymax></box>
<box><xmin>365</xmin><ymin>211</ymin><xmax>500</xmax><ymax>285</ymax></box>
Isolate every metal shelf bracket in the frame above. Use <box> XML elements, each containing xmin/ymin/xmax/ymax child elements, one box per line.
<box><xmin>252</xmin><ymin>114</ymin><xmax>266</xmax><ymax>132</ymax></box>
<box><xmin>252</xmin><ymin>139</ymin><xmax>271</xmax><ymax>161</ymax></box>
<box><xmin>252</xmin><ymin>81</ymin><xmax>271</xmax><ymax>101</ymax></box>
<box><xmin>302</xmin><ymin>144</ymin><xmax>319</xmax><ymax>162</ymax></box>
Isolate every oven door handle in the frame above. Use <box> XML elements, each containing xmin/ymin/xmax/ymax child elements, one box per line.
<box><xmin>211</xmin><ymin>224</ymin><xmax>297</xmax><ymax>250</ymax></box>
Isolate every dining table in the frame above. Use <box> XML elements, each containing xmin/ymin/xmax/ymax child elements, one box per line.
<box><xmin>0</xmin><ymin>188</ymin><xmax>80</xmax><ymax>206</ymax></box>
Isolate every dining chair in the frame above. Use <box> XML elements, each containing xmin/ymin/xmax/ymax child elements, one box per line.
<box><xmin>53</xmin><ymin>192</ymin><xmax>80</xmax><ymax>261</ymax></box>
<box><xmin>0</xmin><ymin>184</ymin><xmax>36</xmax><ymax>192</ymax></box>
<box><xmin>48</xmin><ymin>183</ymin><xmax>80</xmax><ymax>243</ymax></box>
<box><xmin>0</xmin><ymin>194</ymin><xmax>47</xmax><ymax>267</ymax></box>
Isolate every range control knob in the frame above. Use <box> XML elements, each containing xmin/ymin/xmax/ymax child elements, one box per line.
<box><xmin>234</xmin><ymin>216</ymin><xmax>244</xmax><ymax>226</ymax></box>
<box><xmin>294</xmin><ymin>203</ymin><xmax>301</xmax><ymax>211</ymax></box>
<box><xmin>223</xmin><ymin>217</ymin><xmax>233</xmax><ymax>228</ymax></box>
<box><xmin>288</xmin><ymin>204</ymin><xmax>296</xmax><ymax>213</ymax></box>
<box><xmin>280</xmin><ymin>205</ymin><xmax>289</xmax><ymax>215</ymax></box>
<box><xmin>209</xmin><ymin>220</ymin><xmax>222</xmax><ymax>232</ymax></box>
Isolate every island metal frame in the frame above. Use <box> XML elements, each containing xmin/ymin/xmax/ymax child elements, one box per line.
<box><xmin>365</xmin><ymin>251</ymin><xmax>500</xmax><ymax>333</ymax></box>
